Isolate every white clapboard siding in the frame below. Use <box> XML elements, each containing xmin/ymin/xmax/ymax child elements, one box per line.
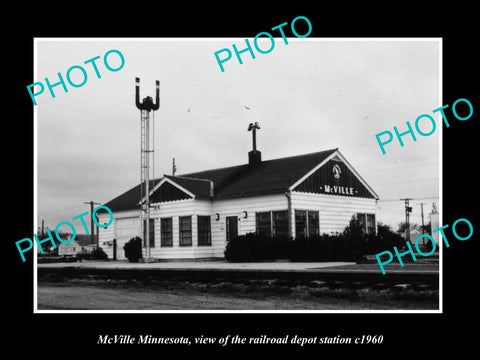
<box><xmin>149</xmin><ymin>198</ymin><xmax>215</xmax><ymax>259</ymax></box>
<box><xmin>211</xmin><ymin>194</ymin><xmax>288</xmax><ymax>257</ymax></box>
<box><xmin>100</xmin><ymin>191</ymin><xmax>376</xmax><ymax>260</ymax></box>
<box><xmin>291</xmin><ymin>191</ymin><xmax>376</xmax><ymax>236</ymax></box>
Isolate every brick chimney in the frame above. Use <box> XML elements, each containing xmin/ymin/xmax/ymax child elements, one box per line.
<box><xmin>248</xmin><ymin>150</ymin><xmax>262</xmax><ymax>165</ymax></box>
<box><xmin>248</xmin><ymin>122</ymin><xmax>262</xmax><ymax>165</ymax></box>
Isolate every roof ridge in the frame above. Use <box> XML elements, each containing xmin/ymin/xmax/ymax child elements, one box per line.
<box><xmin>165</xmin><ymin>175</ymin><xmax>213</xmax><ymax>182</ymax></box>
<box><xmin>180</xmin><ymin>148</ymin><xmax>338</xmax><ymax>177</ymax></box>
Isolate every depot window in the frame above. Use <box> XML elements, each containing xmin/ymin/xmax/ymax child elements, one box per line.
<box><xmin>143</xmin><ymin>218</ymin><xmax>155</xmax><ymax>248</ymax></box>
<box><xmin>160</xmin><ymin>217</ymin><xmax>173</xmax><ymax>247</ymax></box>
<box><xmin>295</xmin><ymin>210</ymin><xmax>319</xmax><ymax>238</ymax></box>
<box><xmin>197</xmin><ymin>215</ymin><xmax>211</xmax><ymax>246</ymax></box>
<box><xmin>356</xmin><ymin>213</ymin><xmax>376</xmax><ymax>235</ymax></box>
<box><xmin>255</xmin><ymin>210</ymin><xmax>289</xmax><ymax>237</ymax></box>
<box><xmin>179</xmin><ymin>216</ymin><xmax>192</xmax><ymax>246</ymax></box>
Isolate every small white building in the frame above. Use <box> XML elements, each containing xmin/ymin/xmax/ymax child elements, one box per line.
<box><xmin>58</xmin><ymin>239</ymin><xmax>81</xmax><ymax>257</ymax></box>
<box><xmin>57</xmin><ymin>234</ymin><xmax>98</xmax><ymax>256</ymax></box>
<box><xmin>97</xmin><ymin>147</ymin><xmax>379</xmax><ymax>260</ymax></box>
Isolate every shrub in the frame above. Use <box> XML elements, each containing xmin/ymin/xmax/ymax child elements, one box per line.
<box><xmin>224</xmin><ymin>234</ymin><xmax>252</xmax><ymax>262</ymax></box>
<box><xmin>91</xmin><ymin>246</ymin><xmax>108</xmax><ymax>260</ymax></box>
<box><xmin>224</xmin><ymin>233</ymin><xmax>292</xmax><ymax>262</ymax></box>
<box><xmin>123</xmin><ymin>237</ymin><xmax>143</xmax><ymax>262</ymax></box>
<box><xmin>372</xmin><ymin>223</ymin><xmax>405</xmax><ymax>252</ymax></box>
<box><xmin>224</xmin><ymin>219</ymin><xmax>407</xmax><ymax>263</ymax></box>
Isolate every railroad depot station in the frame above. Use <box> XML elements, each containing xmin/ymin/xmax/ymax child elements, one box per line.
<box><xmin>97</xmin><ymin>141</ymin><xmax>379</xmax><ymax>261</ymax></box>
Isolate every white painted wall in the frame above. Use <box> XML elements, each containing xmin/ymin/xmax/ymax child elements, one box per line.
<box><xmin>98</xmin><ymin>192</ymin><xmax>376</xmax><ymax>260</ymax></box>
<box><xmin>211</xmin><ymin>194</ymin><xmax>288</xmax><ymax>257</ymax></box>
<box><xmin>98</xmin><ymin>209</ymin><xmax>137</xmax><ymax>260</ymax></box>
<box><xmin>290</xmin><ymin>192</ymin><xmax>377</xmax><ymax>236</ymax></box>
<box><xmin>149</xmin><ymin>198</ymin><xmax>214</xmax><ymax>259</ymax></box>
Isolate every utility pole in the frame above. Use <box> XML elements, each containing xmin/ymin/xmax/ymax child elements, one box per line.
<box><xmin>84</xmin><ymin>201</ymin><xmax>101</xmax><ymax>246</ymax></box>
<box><xmin>400</xmin><ymin>198</ymin><xmax>413</xmax><ymax>243</ymax></box>
<box><xmin>420</xmin><ymin>202</ymin><xmax>426</xmax><ymax>245</ymax></box>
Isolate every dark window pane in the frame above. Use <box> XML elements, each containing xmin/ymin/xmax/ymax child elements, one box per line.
<box><xmin>295</xmin><ymin>210</ymin><xmax>307</xmax><ymax>238</ymax></box>
<box><xmin>198</xmin><ymin>215</ymin><xmax>211</xmax><ymax>246</ymax></box>
<box><xmin>366</xmin><ymin>214</ymin><xmax>376</xmax><ymax>235</ymax></box>
<box><xmin>308</xmin><ymin>211</ymin><xmax>319</xmax><ymax>237</ymax></box>
<box><xmin>160</xmin><ymin>217</ymin><xmax>173</xmax><ymax>247</ymax></box>
<box><xmin>256</xmin><ymin>212</ymin><xmax>272</xmax><ymax>236</ymax></box>
<box><xmin>357</xmin><ymin>213</ymin><xmax>366</xmax><ymax>231</ymax></box>
<box><xmin>143</xmin><ymin>218</ymin><xmax>155</xmax><ymax>247</ymax></box>
<box><xmin>179</xmin><ymin>216</ymin><xmax>192</xmax><ymax>246</ymax></box>
<box><xmin>273</xmin><ymin>210</ymin><xmax>288</xmax><ymax>237</ymax></box>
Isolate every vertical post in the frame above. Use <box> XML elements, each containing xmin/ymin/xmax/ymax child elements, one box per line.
<box><xmin>252</xmin><ymin>127</ymin><xmax>257</xmax><ymax>151</ymax></box>
<box><xmin>90</xmin><ymin>201</ymin><xmax>94</xmax><ymax>244</ymax></box>
<box><xmin>145</xmin><ymin>110</ymin><xmax>151</xmax><ymax>259</ymax></box>
<box><xmin>420</xmin><ymin>203</ymin><xmax>425</xmax><ymax>233</ymax></box>
<box><xmin>84</xmin><ymin>201</ymin><xmax>100</xmax><ymax>245</ymax></box>
<box><xmin>401</xmin><ymin>198</ymin><xmax>413</xmax><ymax>244</ymax></box>
<box><xmin>406</xmin><ymin>199</ymin><xmax>410</xmax><ymax>243</ymax></box>
<box><xmin>420</xmin><ymin>202</ymin><xmax>426</xmax><ymax>245</ymax></box>
<box><xmin>113</xmin><ymin>239</ymin><xmax>117</xmax><ymax>261</ymax></box>
<box><xmin>136</xmin><ymin>78</ymin><xmax>160</xmax><ymax>261</ymax></box>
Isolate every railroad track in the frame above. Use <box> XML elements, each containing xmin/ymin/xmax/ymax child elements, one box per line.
<box><xmin>37</xmin><ymin>266</ymin><xmax>439</xmax><ymax>291</ymax></box>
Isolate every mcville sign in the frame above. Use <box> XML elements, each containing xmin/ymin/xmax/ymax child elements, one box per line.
<box><xmin>322</xmin><ymin>185</ymin><xmax>356</xmax><ymax>196</ymax></box>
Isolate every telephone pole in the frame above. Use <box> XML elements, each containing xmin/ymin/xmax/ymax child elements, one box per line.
<box><xmin>420</xmin><ymin>202</ymin><xmax>426</xmax><ymax>245</ymax></box>
<box><xmin>400</xmin><ymin>198</ymin><xmax>413</xmax><ymax>243</ymax></box>
<box><xmin>84</xmin><ymin>201</ymin><xmax>101</xmax><ymax>246</ymax></box>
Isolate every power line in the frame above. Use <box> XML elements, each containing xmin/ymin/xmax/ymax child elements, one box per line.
<box><xmin>378</xmin><ymin>196</ymin><xmax>439</xmax><ymax>202</ymax></box>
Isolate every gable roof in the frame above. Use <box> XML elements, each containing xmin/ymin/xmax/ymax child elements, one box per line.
<box><xmin>180</xmin><ymin>149</ymin><xmax>338</xmax><ymax>199</ymax></box>
<box><xmin>162</xmin><ymin>175</ymin><xmax>213</xmax><ymax>198</ymax></box>
<box><xmin>103</xmin><ymin>179</ymin><xmax>161</xmax><ymax>212</ymax></box>
<box><xmin>103</xmin><ymin>148</ymin><xmax>377</xmax><ymax>212</ymax></box>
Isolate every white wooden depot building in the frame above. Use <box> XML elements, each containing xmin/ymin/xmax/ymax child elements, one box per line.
<box><xmin>97</xmin><ymin>147</ymin><xmax>379</xmax><ymax>260</ymax></box>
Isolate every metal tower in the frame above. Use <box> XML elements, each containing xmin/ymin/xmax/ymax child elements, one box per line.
<box><xmin>135</xmin><ymin>77</ymin><xmax>160</xmax><ymax>259</ymax></box>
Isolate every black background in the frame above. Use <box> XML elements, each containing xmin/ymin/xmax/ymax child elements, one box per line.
<box><xmin>7</xmin><ymin>3</ymin><xmax>478</xmax><ymax>356</ymax></box>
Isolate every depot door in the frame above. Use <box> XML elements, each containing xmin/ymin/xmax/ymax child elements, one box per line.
<box><xmin>226</xmin><ymin>216</ymin><xmax>238</xmax><ymax>242</ymax></box>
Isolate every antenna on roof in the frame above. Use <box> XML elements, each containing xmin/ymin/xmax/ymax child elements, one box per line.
<box><xmin>248</xmin><ymin>122</ymin><xmax>260</xmax><ymax>151</ymax></box>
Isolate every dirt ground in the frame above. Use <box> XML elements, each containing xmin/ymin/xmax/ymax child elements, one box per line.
<box><xmin>37</xmin><ymin>279</ymin><xmax>439</xmax><ymax>311</ymax></box>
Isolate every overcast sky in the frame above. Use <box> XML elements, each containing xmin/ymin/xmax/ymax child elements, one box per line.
<box><xmin>35</xmin><ymin>38</ymin><xmax>440</xmax><ymax>233</ymax></box>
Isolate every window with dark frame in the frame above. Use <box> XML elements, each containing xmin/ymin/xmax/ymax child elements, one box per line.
<box><xmin>197</xmin><ymin>215</ymin><xmax>211</xmax><ymax>246</ymax></box>
<box><xmin>179</xmin><ymin>216</ymin><xmax>192</xmax><ymax>246</ymax></box>
<box><xmin>256</xmin><ymin>211</ymin><xmax>272</xmax><ymax>236</ymax></box>
<box><xmin>356</xmin><ymin>213</ymin><xmax>376</xmax><ymax>235</ymax></box>
<box><xmin>295</xmin><ymin>210</ymin><xmax>319</xmax><ymax>238</ymax></box>
<box><xmin>295</xmin><ymin>210</ymin><xmax>307</xmax><ymax>238</ymax></box>
<box><xmin>308</xmin><ymin>210</ymin><xmax>319</xmax><ymax>236</ymax></box>
<box><xmin>272</xmin><ymin>210</ymin><xmax>289</xmax><ymax>237</ymax></box>
<box><xmin>160</xmin><ymin>217</ymin><xmax>173</xmax><ymax>247</ymax></box>
<box><xmin>143</xmin><ymin>218</ymin><xmax>155</xmax><ymax>248</ymax></box>
<box><xmin>366</xmin><ymin>213</ymin><xmax>376</xmax><ymax>235</ymax></box>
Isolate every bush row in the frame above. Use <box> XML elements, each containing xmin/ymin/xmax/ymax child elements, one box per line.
<box><xmin>224</xmin><ymin>221</ymin><xmax>405</xmax><ymax>263</ymax></box>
